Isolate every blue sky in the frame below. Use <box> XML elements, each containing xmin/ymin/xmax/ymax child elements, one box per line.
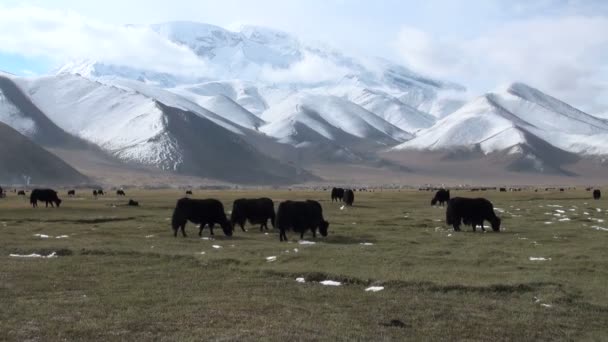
<box><xmin>1</xmin><ymin>0</ymin><xmax>607</xmax><ymax>112</ymax></box>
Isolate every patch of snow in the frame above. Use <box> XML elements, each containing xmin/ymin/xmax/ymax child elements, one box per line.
<box><xmin>33</xmin><ymin>234</ymin><xmax>50</xmax><ymax>238</ymax></box>
<box><xmin>212</xmin><ymin>245</ymin><xmax>222</xmax><ymax>249</ymax></box>
<box><xmin>266</xmin><ymin>256</ymin><xmax>277</xmax><ymax>262</ymax></box>
<box><xmin>295</xmin><ymin>277</ymin><xmax>306</xmax><ymax>283</ymax></box>
<box><xmin>360</xmin><ymin>242</ymin><xmax>374</xmax><ymax>246</ymax></box>
<box><xmin>298</xmin><ymin>240</ymin><xmax>316</xmax><ymax>245</ymax></box>
<box><xmin>55</xmin><ymin>235</ymin><xmax>69</xmax><ymax>239</ymax></box>
<box><xmin>9</xmin><ymin>252</ymin><xmax>57</xmax><ymax>258</ymax></box>
<box><xmin>529</xmin><ymin>257</ymin><xmax>551</xmax><ymax>261</ymax></box>
<box><xmin>365</xmin><ymin>286</ymin><xmax>385</xmax><ymax>292</ymax></box>
<box><xmin>320</xmin><ymin>280</ymin><xmax>342</xmax><ymax>286</ymax></box>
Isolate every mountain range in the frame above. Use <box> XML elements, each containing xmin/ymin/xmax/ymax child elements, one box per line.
<box><xmin>1</xmin><ymin>21</ymin><xmax>607</xmax><ymax>185</ymax></box>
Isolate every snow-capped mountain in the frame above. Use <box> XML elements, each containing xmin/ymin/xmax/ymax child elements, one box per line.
<box><xmin>394</xmin><ymin>83</ymin><xmax>608</xmax><ymax>173</ymax></box>
<box><xmin>2</xmin><ymin>21</ymin><xmax>608</xmax><ymax>184</ymax></box>
<box><xmin>4</xmin><ymin>73</ymin><xmax>309</xmax><ymax>183</ymax></box>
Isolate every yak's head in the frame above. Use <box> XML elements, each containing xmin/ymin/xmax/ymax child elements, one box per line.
<box><xmin>221</xmin><ymin>221</ymin><xmax>233</xmax><ymax>237</ymax></box>
<box><xmin>55</xmin><ymin>199</ymin><xmax>62</xmax><ymax>208</ymax></box>
<box><xmin>319</xmin><ymin>220</ymin><xmax>329</xmax><ymax>237</ymax></box>
<box><xmin>431</xmin><ymin>198</ymin><xmax>437</xmax><ymax>206</ymax></box>
<box><xmin>491</xmin><ymin>217</ymin><xmax>501</xmax><ymax>232</ymax></box>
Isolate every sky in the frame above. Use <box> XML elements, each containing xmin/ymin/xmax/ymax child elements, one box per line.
<box><xmin>0</xmin><ymin>0</ymin><xmax>607</xmax><ymax>113</ymax></box>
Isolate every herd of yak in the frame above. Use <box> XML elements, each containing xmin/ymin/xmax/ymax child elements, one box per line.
<box><xmin>0</xmin><ymin>185</ymin><xmax>602</xmax><ymax>241</ymax></box>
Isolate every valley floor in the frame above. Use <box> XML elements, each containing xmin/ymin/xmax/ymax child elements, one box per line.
<box><xmin>1</xmin><ymin>189</ymin><xmax>607</xmax><ymax>341</ymax></box>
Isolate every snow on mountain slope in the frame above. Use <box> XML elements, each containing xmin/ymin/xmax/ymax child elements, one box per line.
<box><xmin>395</xmin><ymin>83</ymin><xmax>608</xmax><ymax>158</ymax></box>
<box><xmin>261</xmin><ymin>93</ymin><xmax>412</xmax><ymax>145</ymax></box>
<box><xmin>12</xmin><ymin>74</ymin><xmax>306</xmax><ymax>183</ymax></box>
<box><xmin>330</xmin><ymin>85</ymin><xmax>435</xmax><ymax>133</ymax></box>
<box><xmin>172</xmin><ymin>80</ymin><xmax>269</xmax><ymax>115</ymax></box>
<box><xmin>188</xmin><ymin>94</ymin><xmax>265</xmax><ymax>131</ymax></box>
<box><xmin>0</xmin><ymin>86</ymin><xmax>36</xmax><ymax>136</ymax></box>
<box><xmin>94</xmin><ymin>76</ymin><xmax>246</xmax><ymax>133</ymax></box>
<box><xmin>395</xmin><ymin>95</ymin><xmax>525</xmax><ymax>153</ymax></box>
<box><xmin>0</xmin><ymin>75</ymin><xmax>85</xmax><ymax>148</ymax></box>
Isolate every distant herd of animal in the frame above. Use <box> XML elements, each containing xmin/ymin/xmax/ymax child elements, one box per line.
<box><xmin>0</xmin><ymin>185</ymin><xmax>602</xmax><ymax>241</ymax></box>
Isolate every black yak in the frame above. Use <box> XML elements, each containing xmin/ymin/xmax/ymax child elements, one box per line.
<box><xmin>230</xmin><ymin>198</ymin><xmax>275</xmax><ymax>232</ymax></box>
<box><xmin>116</xmin><ymin>190</ymin><xmax>126</xmax><ymax>196</ymax></box>
<box><xmin>343</xmin><ymin>189</ymin><xmax>355</xmax><ymax>206</ymax></box>
<box><xmin>446</xmin><ymin>197</ymin><xmax>501</xmax><ymax>232</ymax></box>
<box><xmin>17</xmin><ymin>190</ymin><xmax>25</xmax><ymax>196</ymax></box>
<box><xmin>67</xmin><ymin>190</ymin><xmax>76</xmax><ymax>197</ymax></box>
<box><xmin>276</xmin><ymin>200</ymin><xmax>329</xmax><ymax>242</ymax></box>
<box><xmin>331</xmin><ymin>187</ymin><xmax>344</xmax><ymax>202</ymax></box>
<box><xmin>593</xmin><ymin>189</ymin><xmax>601</xmax><ymax>200</ymax></box>
<box><xmin>186</xmin><ymin>190</ymin><xmax>193</xmax><ymax>195</ymax></box>
<box><xmin>431</xmin><ymin>189</ymin><xmax>450</xmax><ymax>206</ymax></box>
<box><xmin>171</xmin><ymin>198</ymin><xmax>232</xmax><ymax>237</ymax></box>
<box><xmin>30</xmin><ymin>189</ymin><xmax>62</xmax><ymax>208</ymax></box>
<box><xmin>128</xmin><ymin>199</ymin><xmax>139</xmax><ymax>206</ymax></box>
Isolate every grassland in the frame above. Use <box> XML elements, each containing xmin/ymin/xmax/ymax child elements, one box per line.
<box><xmin>0</xmin><ymin>189</ymin><xmax>607</xmax><ymax>341</ymax></box>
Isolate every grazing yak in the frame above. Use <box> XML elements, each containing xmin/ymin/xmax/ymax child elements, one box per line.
<box><xmin>331</xmin><ymin>187</ymin><xmax>344</xmax><ymax>202</ymax></box>
<box><xmin>116</xmin><ymin>190</ymin><xmax>126</xmax><ymax>196</ymax></box>
<box><xmin>186</xmin><ymin>190</ymin><xmax>193</xmax><ymax>195</ymax></box>
<box><xmin>30</xmin><ymin>189</ymin><xmax>62</xmax><ymax>208</ymax></box>
<box><xmin>499</xmin><ymin>188</ymin><xmax>507</xmax><ymax>192</ymax></box>
<box><xmin>343</xmin><ymin>189</ymin><xmax>355</xmax><ymax>206</ymax></box>
<box><xmin>171</xmin><ymin>198</ymin><xmax>232</xmax><ymax>237</ymax></box>
<box><xmin>431</xmin><ymin>189</ymin><xmax>450</xmax><ymax>206</ymax></box>
<box><xmin>17</xmin><ymin>190</ymin><xmax>26</xmax><ymax>196</ymax></box>
<box><xmin>67</xmin><ymin>190</ymin><xmax>76</xmax><ymax>197</ymax></box>
<box><xmin>593</xmin><ymin>189</ymin><xmax>601</xmax><ymax>200</ymax></box>
<box><xmin>0</xmin><ymin>186</ymin><xmax>4</xmax><ymax>198</ymax></box>
<box><xmin>230</xmin><ymin>198</ymin><xmax>275</xmax><ymax>232</ymax></box>
<box><xmin>128</xmin><ymin>199</ymin><xmax>139</xmax><ymax>206</ymax></box>
<box><xmin>446</xmin><ymin>197</ymin><xmax>501</xmax><ymax>232</ymax></box>
<box><xmin>276</xmin><ymin>200</ymin><xmax>329</xmax><ymax>242</ymax></box>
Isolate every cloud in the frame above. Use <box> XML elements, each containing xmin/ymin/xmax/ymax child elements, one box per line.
<box><xmin>394</xmin><ymin>15</ymin><xmax>608</xmax><ymax>113</ymax></box>
<box><xmin>0</xmin><ymin>6</ymin><xmax>211</xmax><ymax>77</ymax></box>
<box><xmin>259</xmin><ymin>52</ymin><xmax>350</xmax><ymax>84</ymax></box>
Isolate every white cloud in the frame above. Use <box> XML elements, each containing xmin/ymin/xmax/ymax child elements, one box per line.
<box><xmin>260</xmin><ymin>52</ymin><xmax>349</xmax><ymax>84</ymax></box>
<box><xmin>394</xmin><ymin>16</ymin><xmax>608</xmax><ymax>113</ymax></box>
<box><xmin>0</xmin><ymin>6</ymin><xmax>211</xmax><ymax>77</ymax></box>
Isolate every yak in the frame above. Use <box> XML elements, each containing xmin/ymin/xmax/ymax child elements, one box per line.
<box><xmin>431</xmin><ymin>189</ymin><xmax>450</xmax><ymax>206</ymax></box>
<box><xmin>343</xmin><ymin>189</ymin><xmax>355</xmax><ymax>206</ymax></box>
<box><xmin>446</xmin><ymin>197</ymin><xmax>501</xmax><ymax>232</ymax></box>
<box><xmin>171</xmin><ymin>198</ymin><xmax>232</xmax><ymax>237</ymax></box>
<box><xmin>30</xmin><ymin>189</ymin><xmax>62</xmax><ymax>208</ymax></box>
<box><xmin>276</xmin><ymin>200</ymin><xmax>329</xmax><ymax>242</ymax></box>
<box><xmin>230</xmin><ymin>198</ymin><xmax>275</xmax><ymax>232</ymax></box>
<box><xmin>593</xmin><ymin>189</ymin><xmax>601</xmax><ymax>200</ymax></box>
<box><xmin>331</xmin><ymin>187</ymin><xmax>344</xmax><ymax>202</ymax></box>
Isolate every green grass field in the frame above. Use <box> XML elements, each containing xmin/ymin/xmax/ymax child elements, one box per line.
<box><xmin>1</xmin><ymin>189</ymin><xmax>607</xmax><ymax>341</ymax></box>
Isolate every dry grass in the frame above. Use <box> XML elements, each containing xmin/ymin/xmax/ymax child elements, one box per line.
<box><xmin>0</xmin><ymin>189</ymin><xmax>607</xmax><ymax>341</ymax></box>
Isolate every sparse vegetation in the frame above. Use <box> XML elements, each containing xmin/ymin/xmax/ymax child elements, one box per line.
<box><xmin>0</xmin><ymin>189</ymin><xmax>606</xmax><ymax>341</ymax></box>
